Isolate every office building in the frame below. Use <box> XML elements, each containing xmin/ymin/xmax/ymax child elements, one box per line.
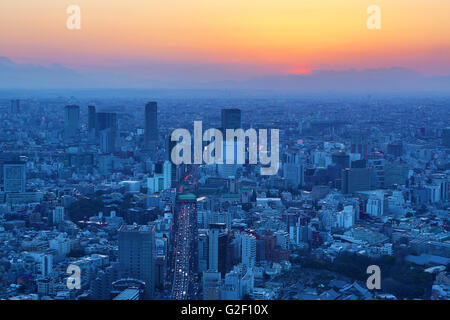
<box><xmin>198</xmin><ymin>231</ymin><xmax>209</xmax><ymax>273</ymax></box>
<box><xmin>341</xmin><ymin>168</ymin><xmax>372</xmax><ymax>194</ymax></box>
<box><xmin>241</xmin><ymin>234</ymin><xmax>256</xmax><ymax>268</ymax></box>
<box><xmin>118</xmin><ymin>224</ymin><xmax>156</xmax><ymax>299</ymax></box>
<box><xmin>442</xmin><ymin>127</ymin><xmax>450</xmax><ymax>148</ymax></box>
<box><xmin>219</xmin><ymin>108</ymin><xmax>242</xmax><ymax>177</ymax></box>
<box><xmin>64</xmin><ymin>105</ymin><xmax>80</xmax><ymax>141</ymax></box>
<box><xmin>96</xmin><ymin>112</ymin><xmax>118</xmax><ymax>153</ymax></box>
<box><xmin>221</xmin><ymin>108</ymin><xmax>241</xmax><ymax>131</ymax></box>
<box><xmin>351</xmin><ymin>133</ymin><xmax>369</xmax><ymax>160</ymax></box>
<box><xmin>163</xmin><ymin>160</ymin><xmax>172</xmax><ymax>190</ymax></box>
<box><xmin>3</xmin><ymin>161</ymin><xmax>26</xmax><ymax>193</ymax></box>
<box><xmin>145</xmin><ymin>102</ymin><xmax>158</xmax><ymax>152</ymax></box>
<box><xmin>202</xmin><ymin>271</ymin><xmax>221</xmax><ymax>300</ymax></box>
<box><xmin>336</xmin><ymin>205</ymin><xmax>355</xmax><ymax>229</ymax></box>
<box><xmin>332</xmin><ymin>151</ymin><xmax>350</xmax><ymax>169</ymax></box>
<box><xmin>387</xmin><ymin>142</ymin><xmax>403</xmax><ymax>157</ymax></box>
<box><xmin>368</xmin><ymin>154</ymin><xmax>385</xmax><ymax>188</ymax></box>
<box><xmin>208</xmin><ymin>223</ymin><xmax>227</xmax><ymax>273</ymax></box>
<box><xmin>88</xmin><ymin>105</ymin><xmax>96</xmax><ymax>134</ymax></box>
<box><xmin>283</xmin><ymin>152</ymin><xmax>305</xmax><ymax>188</ymax></box>
<box><xmin>52</xmin><ymin>206</ymin><xmax>65</xmax><ymax>225</ymax></box>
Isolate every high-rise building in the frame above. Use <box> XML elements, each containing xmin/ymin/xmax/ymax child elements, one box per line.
<box><xmin>283</xmin><ymin>152</ymin><xmax>305</xmax><ymax>188</ymax></box>
<box><xmin>30</xmin><ymin>253</ymin><xmax>53</xmax><ymax>278</ymax></box>
<box><xmin>241</xmin><ymin>234</ymin><xmax>256</xmax><ymax>268</ymax></box>
<box><xmin>384</xmin><ymin>163</ymin><xmax>409</xmax><ymax>187</ymax></box>
<box><xmin>442</xmin><ymin>127</ymin><xmax>450</xmax><ymax>148</ymax></box>
<box><xmin>387</xmin><ymin>142</ymin><xmax>403</xmax><ymax>157</ymax></box>
<box><xmin>118</xmin><ymin>224</ymin><xmax>156</xmax><ymax>299</ymax></box>
<box><xmin>220</xmin><ymin>108</ymin><xmax>242</xmax><ymax>177</ymax></box>
<box><xmin>208</xmin><ymin>223</ymin><xmax>227</xmax><ymax>273</ymax></box>
<box><xmin>147</xmin><ymin>176</ymin><xmax>163</xmax><ymax>194</ymax></box>
<box><xmin>144</xmin><ymin>102</ymin><xmax>158</xmax><ymax>152</ymax></box>
<box><xmin>208</xmin><ymin>226</ymin><xmax>220</xmax><ymax>273</ymax></box>
<box><xmin>3</xmin><ymin>161</ymin><xmax>26</xmax><ymax>193</ymax></box>
<box><xmin>336</xmin><ymin>205</ymin><xmax>355</xmax><ymax>229</ymax></box>
<box><xmin>367</xmin><ymin>153</ymin><xmax>385</xmax><ymax>188</ymax></box>
<box><xmin>52</xmin><ymin>206</ymin><xmax>65</xmax><ymax>225</ymax></box>
<box><xmin>64</xmin><ymin>105</ymin><xmax>80</xmax><ymax>141</ymax></box>
<box><xmin>166</xmin><ymin>134</ymin><xmax>178</xmax><ymax>187</ymax></box>
<box><xmin>341</xmin><ymin>168</ymin><xmax>372</xmax><ymax>194</ymax></box>
<box><xmin>351</xmin><ymin>133</ymin><xmax>369</xmax><ymax>160</ymax></box>
<box><xmin>163</xmin><ymin>160</ymin><xmax>172</xmax><ymax>190</ymax></box>
<box><xmin>198</xmin><ymin>230</ymin><xmax>209</xmax><ymax>273</ymax></box>
<box><xmin>221</xmin><ymin>108</ymin><xmax>242</xmax><ymax>131</ymax></box>
<box><xmin>90</xmin><ymin>262</ymin><xmax>123</xmax><ymax>300</ymax></box>
<box><xmin>202</xmin><ymin>271</ymin><xmax>221</xmax><ymax>300</ymax></box>
<box><xmin>88</xmin><ymin>105</ymin><xmax>96</xmax><ymax>134</ymax></box>
<box><xmin>96</xmin><ymin>112</ymin><xmax>118</xmax><ymax>153</ymax></box>
<box><xmin>332</xmin><ymin>151</ymin><xmax>350</xmax><ymax>169</ymax></box>
<box><xmin>221</xmin><ymin>271</ymin><xmax>241</xmax><ymax>300</ymax></box>
<box><xmin>96</xmin><ymin>112</ymin><xmax>118</xmax><ymax>134</ymax></box>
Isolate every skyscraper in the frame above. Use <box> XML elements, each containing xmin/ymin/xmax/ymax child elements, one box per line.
<box><xmin>208</xmin><ymin>223</ymin><xmax>231</xmax><ymax>276</ymax></box>
<box><xmin>3</xmin><ymin>161</ymin><xmax>26</xmax><ymax>193</ymax></box>
<box><xmin>166</xmin><ymin>134</ymin><xmax>178</xmax><ymax>186</ymax></box>
<box><xmin>163</xmin><ymin>160</ymin><xmax>172</xmax><ymax>190</ymax></box>
<box><xmin>341</xmin><ymin>168</ymin><xmax>372</xmax><ymax>194</ymax></box>
<box><xmin>283</xmin><ymin>152</ymin><xmax>305</xmax><ymax>188</ymax></box>
<box><xmin>96</xmin><ymin>112</ymin><xmax>118</xmax><ymax>153</ymax></box>
<box><xmin>208</xmin><ymin>223</ymin><xmax>226</xmax><ymax>272</ymax></box>
<box><xmin>202</xmin><ymin>271</ymin><xmax>221</xmax><ymax>300</ymax></box>
<box><xmin>96</xmin><ymin>112</ymin><xmax>118</xmax><ymax>133</ymax></box>
<box><xmin>198</xmin><ymin>231</ymin><xmax>209</xmax><ymax>273</ymax></box>
<box><xmin>52</xmin><ymin>206</ymin><xmax>65</xmax><ymax>225</ymax></box>
<box><xmin>351</xmin><ymin>132</ymin><xmax>369</xmax><ymax>160</ymax></box>
<box><xmin>64</xmin><ymin>105</ymin><xmax>80</xmax><ymax>142</ymax></box>
<box><xmin>442</xmin><ymin>127</ymin><xmax>450</xmax><ymax>148</ymax></box>
<box><xmin>145</xmin><ymin>102</ymin><xmax>158</xmax><ymax>153</ymax></box>
<box><xmin>119</xmin><ymin>224</ymin><xmax>156</xmax><ymax>299</ymax></box>
<box><xmin>241</xmin><ymin>233</ymin><xmax>256</xmax><ymax>268</ymax></box>
<box><xmin>88</xmin><ymin>105</ymin><xmax>96</xmax><ymax>134</ymax></box>
<box><xmin>219</xmin><ymin>108</ymin><xmax>242</xmax><ymax>177</ymax></box>
<box><xmin>221</xmin><ymin>108</ymin><xmax>242</xmax><ymax>131</ymax></box>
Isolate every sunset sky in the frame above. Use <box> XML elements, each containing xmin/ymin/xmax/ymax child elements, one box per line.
<box><xmin>0</xmin><ymin>0</ymin><xmax>449</xmax><ymax>80</ymax></box>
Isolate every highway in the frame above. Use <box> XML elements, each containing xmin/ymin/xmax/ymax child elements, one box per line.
<box><xmin>170</xmin><ymin>167</ymin><xmax>197</xmax><ymax>300</ymax></box>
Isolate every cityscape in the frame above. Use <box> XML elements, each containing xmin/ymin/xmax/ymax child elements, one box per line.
<box><xmin>0</xmin><ymin>96</ymin><xmax>448</xmax><ymax>301</ymax></box>
<box><xmin>0</xmin><ymin>0</ymin><xmax>449</xmax><ymax>304</ymax></box>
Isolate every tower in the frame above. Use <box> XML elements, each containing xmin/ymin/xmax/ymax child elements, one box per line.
<box><xmin>88</xmin><ymin>105</ymin><xmax>96</xmax><ymax>134</ymax></box>
<box><xmin>219</xmin><ymin>108</ymin><xmax>242</xmax><ymax>177</ymax></box>
<box><xmin>64</xmin><ymin>105</ymin><xmax>80</xmax><ymax>142</ymax></box>
<box><xmin>144</xmin><ymin>102</ymin><xmax>158</xmax><ymax>153</ymax></box>
<box><xmin>208</xmin><ymin>223</ymin><xmax>226</xmax><ymax>272</ymax></box>
<box><xmin>96</xmin><ymin>112</ymin><xmax>118</xmax><ymax>153</ymax></box>
<box><xmin>163</xmin><ymin>160</ymin><xmax>172</xmax><ymax>190</ymax></box>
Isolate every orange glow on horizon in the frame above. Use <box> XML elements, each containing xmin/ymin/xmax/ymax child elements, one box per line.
<box><xmin>288</xmin><ymin>67</ymin><xmax>313</xmax><ymax>75</ymax></box>
<box><xmin>0</xmin><ymin>0</ymin><xmax>448</xmax><ymax>75</ymax></box>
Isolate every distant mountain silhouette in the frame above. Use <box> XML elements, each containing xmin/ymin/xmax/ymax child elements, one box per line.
<box><xmin>241</xmin><ymin>67</ymin><xmax>450</xmax><ymax>93</ymax></box>
<box><xmin>0</xmin><ymin>57</ymin><xmax>449</xmax><ymax>93</ymax></box>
